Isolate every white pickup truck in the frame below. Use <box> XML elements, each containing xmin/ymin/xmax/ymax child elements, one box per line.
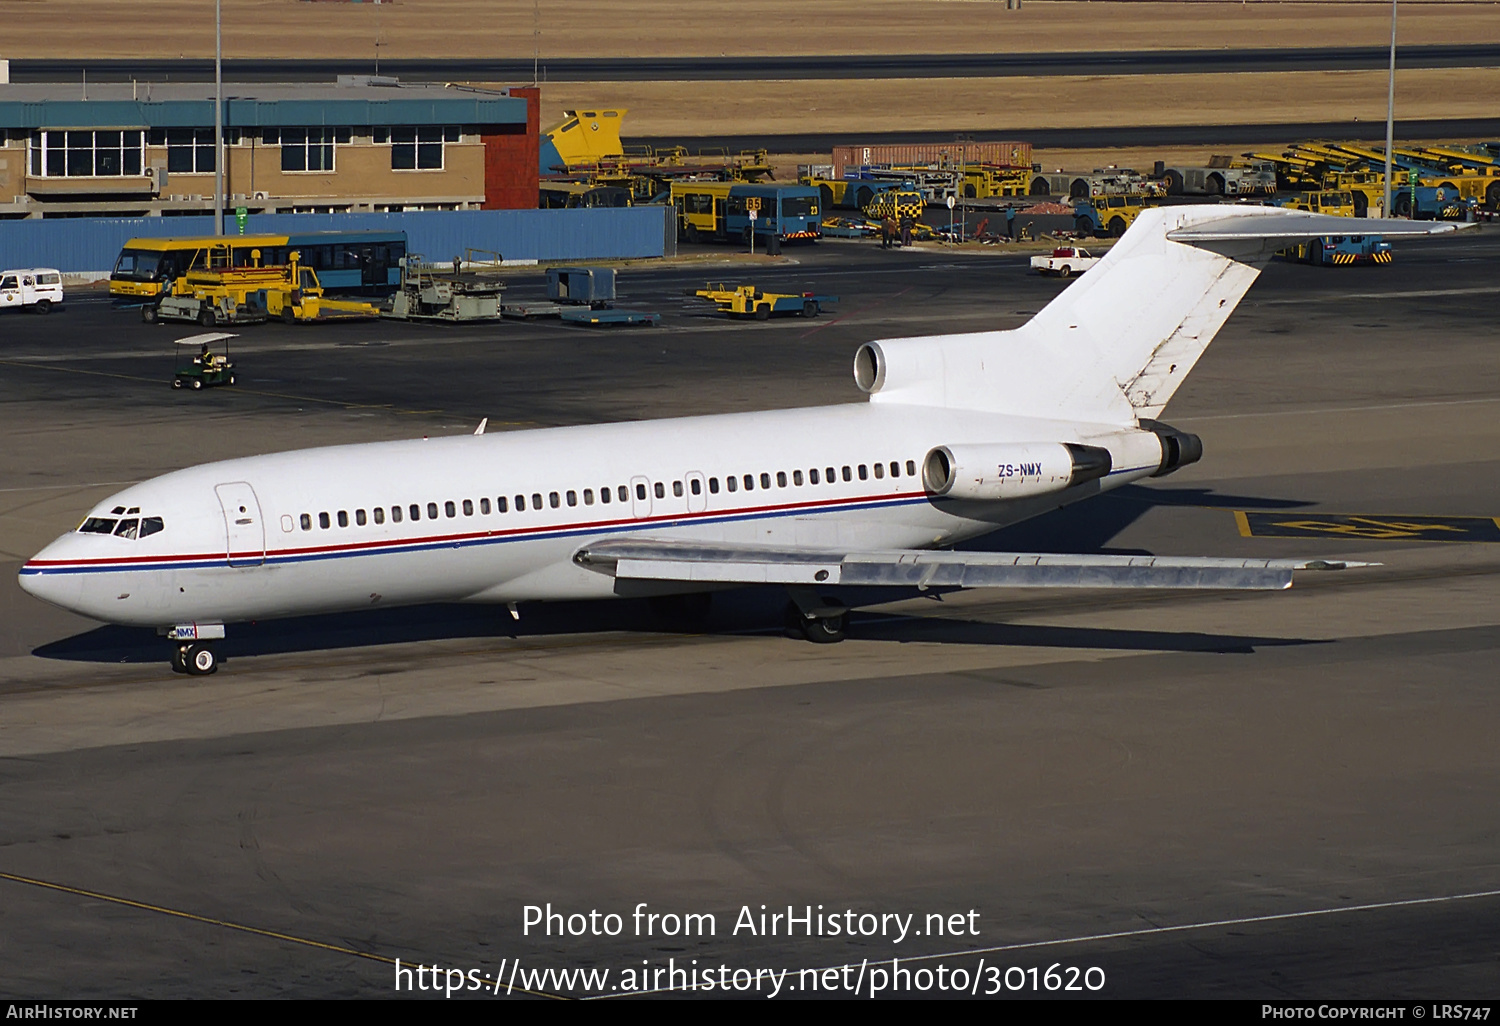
<box><xmin>0</xmin><ymin>268</ymin><xmax>64</xmax><ymax>313</ymax></box>
<box><xmin>1030</xmin><ymin>247</ymin><xmax>1100</xmax><ymax>279</ymax></box>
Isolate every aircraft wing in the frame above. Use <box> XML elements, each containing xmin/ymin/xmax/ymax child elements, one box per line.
<box><xmin>575</xmin><ymin>539</ymin><xmax>1371</xmax><ymax>592</ymax></box>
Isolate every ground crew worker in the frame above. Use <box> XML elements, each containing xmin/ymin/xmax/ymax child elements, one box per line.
<box><xmin>880</xmin><ymin>215</ymin><xmax>895</xmax><ymax>249</ymax></box>
<box><xmin>899</xmin><ymin>214</ymin><xmax>914</xmax><ymax>247</ymax></box>
<box><xmin>1005</xmin><ymin>206</ymin><xmax>1016</xmax><ymax>238</ymax></box>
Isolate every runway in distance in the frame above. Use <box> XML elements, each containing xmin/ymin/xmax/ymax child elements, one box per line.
<box><xmin>19</xmin><ymin>206</ymin><xmax>1468</xmax><ymax>674</ymax></box>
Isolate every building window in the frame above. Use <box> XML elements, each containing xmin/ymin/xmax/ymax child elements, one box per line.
<box><xmin>148</xmin><ymin>128</ymin><xmax>216</xmax><ymax>173</ymax></box>
<box><xmin>280</xmin><ymin>127</ymin><xmax>336</xmax><ymax>172</ymax></box>
<box><xmin>32</xmin><ymin>130</ymin><xmax>144</xmax><ymax>178</ymax></box>
<box><xmin>390</xmin><ymin>126</ymin><xmax>457</xmax><ymax>170</ymax></box>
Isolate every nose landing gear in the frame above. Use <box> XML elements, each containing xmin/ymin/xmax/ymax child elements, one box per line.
<box><xmin>162</xmin><ymin>623</ymin><xmax>226</xmax><ymax>675</ymax></box>
<box><xmin>170</xmin><ymin>642</ymin><xmax>219</xmax><ymax>675</ymax></box>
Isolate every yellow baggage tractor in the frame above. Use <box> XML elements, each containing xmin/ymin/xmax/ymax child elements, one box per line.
<box><xmin>693</xmin><ymin>283</ymin><xmax>838</xmax><ymax>320</ymax></box>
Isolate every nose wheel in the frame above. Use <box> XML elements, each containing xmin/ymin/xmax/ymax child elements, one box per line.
<box><xmin>171</xmin><ymin>642</ymin><xmax>219</xmax><ymax>675</ymax></box>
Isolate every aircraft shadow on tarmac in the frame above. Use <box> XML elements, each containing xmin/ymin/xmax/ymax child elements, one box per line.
<box><xmin>32</xmin><ymin>486</ymin><xmax>1318</xmax><ymax>665</ymax></box>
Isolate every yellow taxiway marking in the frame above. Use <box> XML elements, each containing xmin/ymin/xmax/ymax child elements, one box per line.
<box><xmin>1236</xmin><ymin>511</ymin><xmax>1500</xmax><ymax>543</ymax></box>
<box><xmin>0</xmin><ymin>869</ymin><xmax>565</xmax><ymax>999</ymax></box>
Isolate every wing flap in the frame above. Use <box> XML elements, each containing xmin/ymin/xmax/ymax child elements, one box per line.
<box><xmin>577</xmin><ymin>540</ymin><xmax>1370</xmax><ymax>592</ymax></box>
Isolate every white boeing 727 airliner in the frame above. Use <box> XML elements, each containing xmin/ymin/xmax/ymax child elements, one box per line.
<box><xmin>20</xmin><ymin>207</ymin><xmax>1466</xmax><ymax>674</ymax></box>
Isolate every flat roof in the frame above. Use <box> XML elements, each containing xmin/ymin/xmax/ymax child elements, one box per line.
<box><xmin>0</xmin><ymin>80</ymin><xmax>527</xmax><ymax>130</ymax></box>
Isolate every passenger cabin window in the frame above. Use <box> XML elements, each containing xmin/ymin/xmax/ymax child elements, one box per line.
<box><xmin>428</xmin><ymin>502</ymin><xmax>439</xmax><ymax>519</ymax></box>
<box><xmin>873</xmin><ymin>463</ymin><xmax>884</xmax><ymax>479</ymax></box>
<box><xmin>636</xmin><ymin>483</ymin><xmax>647</xmax><ymax>500</ymax></box>
<box><xmin>356</xmin><ymin>509</ymin><xmax>367</xmax><ymax>526</ymax></box>
<box><xmin>760</xmin><ymin>473</ymin><xmax>771</xmax><ymax>489</ymax></box>
<box><xmin>374</xmin><ymin>508</ymin><xmax>385</xmax><ymax>524</ymax></box>
<box><xmin>858</xmin><ymin>465</ymin><xmax>869</xmax><ymax>480</ymax></box>
<box><xmin>689</xmin><ymin>479</ymin><xmax>701</xmax><ymax>495</ymax></box>
<box><xmin>549</xmin><ymin>492</ymin><xmax>560</xmax><ymax>509</ymax></box>
<box><xmin>890</xmin><ymin>461</ymin><xmax>901</xmax><ymax>477</ymax></box>
<box><xmin>709</xmin><ymin>478</ymin><xmax>719</xmax><ymax>493</ymax></box>
<box><xmin>598</xmin><ymin>488</ymin><xmax>609</xmax><ymax>505</ymax></box>
<box><xmin>654</xmin><ymin>482</ymin><xmax>665</xmax><ymax>499</ymax></box>
<box><xmin>567</xmin><ymin>490</ymin><xmax>578</xmax><ymax>507</ymax></box>
<box><xmin>617</xmin><ymin>485</ymin><xmax>628</xmax><ymax>502</ymax></box>
<box><xmin>776</xmin><ymin>472</ymin><xmax>787</xmax><ymax>487</ymax></box>
<box><xmin>445</xmin><ymin>501</ymin><xmax>456</xmax><ymax>518</ymax></box>
<box><xmin>479</xmin><ymin>498</ymin><xmax>490</xmax><ymax>515</ymax></box>
<box><xmin>497</xmin><ymin>497</ymin><xmax>508</xmax><ymax>513</ymax></box>
<box><xmin>826</xmin><ymin>467</ymin><xmax>836</xmax><ymax>482</ymax></box>
<box><xmin>583</xmin><ymin>489</ymin><xmax>594</xmax><ymax>505</ymax></box>
<box><xmin>392</xmin><ymin>506</ymin><xmax>403</xmax><ymax>523</ymax></box>
<box><xmin>793</xmin><ymin>470</ymin><xmax>803</xmax><ymax>486</ymax></box>
<box><xmin>743</xmin><ymin>475</ymin><xmax>754</xmax><ymax>491</ymax></box>
<box><xmin>906</xmin><ymin>460</ymin><xmax>917</xmax><ymax>476</ymax></box>
<box><xmin>672</xmin><ymin>481</ymin><xmax>683</xmax><ymax>498</ymax></box>
<box><xmin>463</xmin><ymin>499</ymin><xmax>474</xmax><ymax>516</ymax></box>
<box><xmin>338</xmin><ymin>511</ymin><xmax>349</xmax><ymax>527</ymax></box>
<box><xmin>410</xmin><ymin>504</ymin><xmax>421</xmax><ymax>521</ymax></box>
<box><xmin>319</xmin><ymin>512</ymin><xmax>331</xmax><ymax>529</ymax></box>
<box><xmin>727</xmin><ymin>477</ymin><xmax>738</xmax><ymax>492</ymax></box>
<box><xmin>842</xmin><ymin>466</ymin><xmax>852</xmax><ymax>482</ymax></box>
<box><xmin>299</xmin><ymin>514</ymin><xmax>313</xmax><ymax>531</ymax></box>
<box><xmin>809</xmin><ymin>469</ymin><xmax>820</xmax><ymax>484</ymax></box>
<box><xmin>532</xmin><ymin>493</ymin><xmax>543</xmax><ymax>509</ymax></box>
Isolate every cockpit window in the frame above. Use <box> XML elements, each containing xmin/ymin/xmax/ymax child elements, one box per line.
<box><xmin>114</xmin><ymin>518</ymin><xmax>140</xmax><ymax>539</ymax></box>
<box><xmin>79</xmin><ymin>517</ymin><xmax>117</xmax><ymax>534</ymax></box>
<box><xmin>140</xmin><ymin>517</ymin><xmax>164</xmax><ymax>538</ymax></box>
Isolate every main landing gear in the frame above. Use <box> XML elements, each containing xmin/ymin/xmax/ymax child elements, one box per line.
<box><xmin>162</xmin><ymin>623</ymin><xmax>225</xmax><ymax>675</ymax></box>
<box><xmin>783</xmin><ymin>587</ymin><xmax>848</xmax><ymax>644</ymax></box>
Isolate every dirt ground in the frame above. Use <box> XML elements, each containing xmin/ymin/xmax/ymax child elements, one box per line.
<box><xmin>16</xmin><ymin>0</ymin><xmax>1500</xmax><ymax>60</ymax></box>
<box><xmin>533</xmin><ymin>67</ymin><xmax>1500</xmax><ymax>137</ymax></box>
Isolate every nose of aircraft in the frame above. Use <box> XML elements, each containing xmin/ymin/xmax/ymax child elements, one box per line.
<box><xmin>18</xmin><ymin>538</ymin><xmax>85</xmax><ymax>613</ymax></box>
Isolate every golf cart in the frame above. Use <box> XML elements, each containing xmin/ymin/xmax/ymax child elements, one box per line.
<box><xmin>172</xmin><ymin>332</ymin><xmax>237</xmax><ymax>390</ymax></box>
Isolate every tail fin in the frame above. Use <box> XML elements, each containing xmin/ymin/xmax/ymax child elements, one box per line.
<box><xmin>858</xmin><ymin>206</ymin><xmax>1468</xmax><ymax>424</ymax></box>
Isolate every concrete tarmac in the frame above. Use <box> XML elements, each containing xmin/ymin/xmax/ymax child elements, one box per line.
<box><xmin>1</xmin><ymin>229</ymin><xmax>1497</xmax><ymax>998</ymax></box>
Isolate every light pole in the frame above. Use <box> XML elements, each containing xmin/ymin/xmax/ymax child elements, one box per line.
<box><xmin>1383</xmin><ymin>0</ymin><xmax>1397</xmax><ymax>217</ymax></box>
<box><xmin>214</xmin><ymin>0</ymin><xmax>224</xmax><ymax>235</ymax></box>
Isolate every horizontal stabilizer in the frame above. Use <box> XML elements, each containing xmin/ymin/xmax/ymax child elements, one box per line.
<box><xmin>1169</xmin><ymin>211</ymin><xmax>1471</xmax><ymax>246</ymax></box>
<box><xmin>576</xmin><ymin>540</ymin><xmax>1373</xmax><ymax>592</ymax></box>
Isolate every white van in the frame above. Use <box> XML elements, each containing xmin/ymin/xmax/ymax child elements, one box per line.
<box><xmin>0</xmin><ymin>268</ymin><xmax>65</xmax><ymax>313</ymax></box>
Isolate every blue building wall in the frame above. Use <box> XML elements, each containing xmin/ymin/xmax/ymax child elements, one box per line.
<box><xmin>0</xmin><ymin>207</ymin><xmax>672</xmax><ymax>272</ymax></box>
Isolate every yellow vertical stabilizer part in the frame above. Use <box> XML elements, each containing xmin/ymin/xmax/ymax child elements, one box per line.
<box><xmin>542</xmin><ymin>109</ymin><xmax>628</xmax><ymax>170</ymax></box>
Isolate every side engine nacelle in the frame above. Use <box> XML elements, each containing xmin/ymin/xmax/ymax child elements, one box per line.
<box><xmin>923</xmin><ymin>442</ymin><xmax>1113</xmax><ymax>500</ymax></box>
<box><xmin>1141</xmin><ymin>419</ymin><xmax>1204</xmax><ymax>477</ymax></box>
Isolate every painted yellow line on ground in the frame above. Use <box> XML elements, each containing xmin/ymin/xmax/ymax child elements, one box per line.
<box><xmin>1237</xmin><ymin>511</ymin><xmax>1500</xmax><ymax>543</ymax></box>
<box><xmin>0</xmin><ymin>869</ymin><xmax>567</xmax><ymax>999</ymax></box>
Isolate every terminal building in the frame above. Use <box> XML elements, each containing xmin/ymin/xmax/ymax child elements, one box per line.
<box><xmin>0</xmin><ymin>78</ymin><xmax>540</xmax><ymax>218</ymax></box>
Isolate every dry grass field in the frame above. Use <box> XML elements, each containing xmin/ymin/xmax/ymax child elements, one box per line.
<box><xmin>534</xmin><ymin>68</ymin><xmax>1500</xmax><ymax>137</ymax></box>
<box><xmin>9</xmin><ymin>1</ymin><xmax>1497</xmax><ymax>159</ymax></box>
<box><xmin>12</xmin><ymin>0</ymin><xmax>1500</xmax><ymax>60</ymax></box>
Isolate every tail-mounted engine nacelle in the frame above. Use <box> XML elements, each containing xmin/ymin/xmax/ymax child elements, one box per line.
<box><xmin>1141</xmin><ymin>419</ymin><xmax>1204</xmax><ymax>478</ymax></box>
<box><xmin>923</xmin><ymin>442</ymin><xmax>1113</xmax><ymax>500</ymax></box>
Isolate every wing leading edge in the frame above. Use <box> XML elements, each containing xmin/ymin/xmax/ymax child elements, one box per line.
<box><xmin>575</xmin><ymin>540</ymin><xmax>1373</xmax><ymax>592</ymax></box>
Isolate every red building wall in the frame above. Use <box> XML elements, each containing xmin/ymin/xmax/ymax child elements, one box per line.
<box><xmin>482</xmin><ymin>86</ymin><xmax>539</xmax><ymax>210</ymax></box>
